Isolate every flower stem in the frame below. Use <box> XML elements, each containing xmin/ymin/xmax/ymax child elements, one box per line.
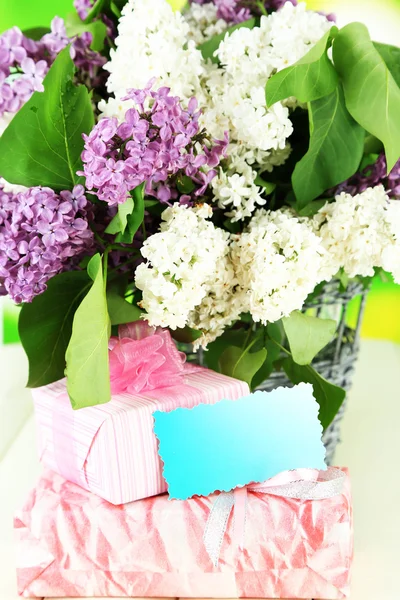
<box><xmin>270</xmin><ymin>338</ymin><xmax>291</xmax><ymax>356</ymax></box>
<box><xmin>103</xmin><ymin>248</ymin><xmax>110</xmax><ymax>294</ymax></box>
<box><xmin>256</xmin><ymin>1</ymin><xmax>268</xmax><ymax>16</ymax></box>
<box><xmin>108</xmin><ymin>253</ymin><xmax>140</xmax><ymax>276</ymax></box>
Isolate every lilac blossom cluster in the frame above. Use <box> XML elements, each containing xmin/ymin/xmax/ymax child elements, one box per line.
<box><xmin>0</xmin><ymin>27</ymin><xmax>48</xmax><ymax>117</ymax></box>
<box><xmin>74</xmin><ymin>0</ymin><xmax>94</xmax><ymax>20</ymax></box>
<box><xmin>333</xmin><ymin>154</ymin><xmax>400</xmax><ymax>199</ymax></box>
<box><xmin>0</xmin><ymin>17</ymin><xmax>105</xmax><ymax>120</ymax></box>
<box><xmin>0</xmin><ymin>185</ymin><xmax>94</xmax><ymax>303</ymax></box>
<box><xmin>80</xmin><ymin>82</ymin><xmax>228</xmax><ymax>206</ymax></box>
<box><xmin>189</xmin><ymin>0</ymin><xmax>297</xmax><ymax>23</ymax></box>
<box><xmin>74</xmin><ymin>0</ymin><xmax>116</xmax><ymax>41</ymax></box>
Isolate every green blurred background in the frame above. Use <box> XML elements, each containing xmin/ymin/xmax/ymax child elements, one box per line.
<box><xmin>1</xmin><ymin>0</ymin><xmax>400</xmax><ymax>344</ymax></box>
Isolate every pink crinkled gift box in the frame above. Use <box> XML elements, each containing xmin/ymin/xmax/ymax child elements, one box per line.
<box><xmin>32</xmin><ymin>365</ymin><xmax>249</xmax><ymax>505</ymax></box>
<box><xmin>15</xmin><ymin>468</ymin><xmax>353</xmax><ymax>599</ymax></box>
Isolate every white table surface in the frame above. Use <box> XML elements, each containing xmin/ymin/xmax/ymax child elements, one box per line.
<box><xmin>0</xmin><ymin>339</ymin><xmax>399</xmax><ymax>600</ymax></box>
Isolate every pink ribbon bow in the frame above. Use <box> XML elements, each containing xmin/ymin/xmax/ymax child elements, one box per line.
<box><xmin>109</xmin><ymin>321</ymin><xmax>187</xmax><ymax>395</ymax></box>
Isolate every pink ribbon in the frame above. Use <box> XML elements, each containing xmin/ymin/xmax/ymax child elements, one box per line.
<box><xmin>109</xmin><ymin>321</ymin><xmax>187</xmax><ymax>395</ymax></box>
<box><xmin>203</xmin><ymin>467</ymin><xmax>346</xmax><ymax>567</ymax></box>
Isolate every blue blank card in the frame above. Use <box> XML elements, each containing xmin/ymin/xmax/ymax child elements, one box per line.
<box><xmin>153</xmin><ymin>383</ymin><xmax>327</xmax><ymax>500</ymax></box>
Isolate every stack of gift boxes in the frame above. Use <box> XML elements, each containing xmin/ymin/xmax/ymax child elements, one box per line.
<box><xmin>15</xmin><ymin>325</ymin><xmax>353</xmax><ymax>599</ymax></box>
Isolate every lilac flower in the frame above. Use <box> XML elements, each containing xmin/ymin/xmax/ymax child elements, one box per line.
<box><xmin>73</xmin><ymin>0</ymin><xmax>116</xmax><ymax>40</ymax></box>
<box><xmin>13</xmin><ymin>58</ymin><xmax>48</xmax><ymax>98</ymax></box>
<box><xmin>0</xmin><ymin>17</ymin><xmax>106</xmax><ymax>122</ymax></box>
<box><xmin>80</xmin><ymin>83</ymin><xmax>227</xmax><ymax>206</ymax></box>
<box><xmin>332</xmin><ymin>154</ymin><xmax>400</xmax><ymax>199</ymax></box>
<box><xmin>42</xmin><ymin>17</ymin><xmax>70</xmax><ymax>54</ymax></box>
<box><xmin>0</xmin><ymin>27</ymin><xmax>27</xmax><ymax>66</ymax></box>
<box><xmin>0</xmin><ymin>184</ymin><xmax>94</xmax><ymax>303</ymax></box>
<box><xmin>70</xmin><ymin>32</ymin><xmax>107</xmax><ymax>79</ymax></box>
<box><xmin>193</xmin><ymin>169</ymin><xmax>219</xmax><ymax>197</ymax></box>
<box><xmin>215</xmin><ymin>0</ymin><xmax>251</xmax><ymax>24</ymax></box>
<box><xmin>0</xmin><ymin>30</ymin><xmax>50</xmax><ymax>118</ymax></box>
<box><xmin>189</xmin><ymin>0</ymin><xmax>297</xmax><ymax>23</ymax></box>
<box><xmin>74</xmin><ymin>0</ymin><xmax>94</xmax><ymax>20</ymax></box>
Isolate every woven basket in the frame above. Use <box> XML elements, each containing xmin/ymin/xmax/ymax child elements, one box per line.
<box><xmin>182</xmin><ymin>280</ymin><xmax>369</xmax><ymax>465</ymax></box>
<box><xmin>255</xmin><ymin>281</ymin><xmax>369</xmax><ymax>465</ymax></box>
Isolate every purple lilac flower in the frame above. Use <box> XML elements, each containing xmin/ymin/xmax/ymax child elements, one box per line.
<box><xmin>42</xmin><ymin>17</ymin><xmax>70</xmax><ymax>54</ymax></box>
<box><xmin>0</xmin><ymin>184</ymin><xmax>94</xmax><ymax>303</ymax></box>
<box><xmin>215</xmin><ymin>0</ymin><xmax>251</xmax><ymax>24</ymax></box>
<box><xmin>80</xmin><ymin>83</ymin><xmax>228</xmax><ymax>206</ymax></box>
<box><xmin>332</xmin><ymin>154</ymin><xmax>400</xmax><ymax>199</ymax></box>
<box><xmin>74</xmin><ymin>0</ymin><xmax>94</xmax><ymax>20</ymax></box>
<box><xmin>74</xmin><ymin>0</ymin><xmax>116</xmax><ymax>40</ymax></box>
<box><xmin>189</xmin><ymin>0</ymin><xmax>297</xmax><ymax>23</ymax></box>
<box><xmin>43</xmin><ymin>18</ymin><xmax>106</xmax><ymax>81</ymax></box>
<box><xmin>0</xmin><ymin>17</ymin><xmax>106</xmax><ymax>121</ymax></box>
<box><xmin>71</xmin><ymin>32</ymin><xmax>107</xmax><ymax>80</ymax></box>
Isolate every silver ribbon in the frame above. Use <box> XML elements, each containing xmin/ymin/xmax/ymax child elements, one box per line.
<box><xmin>203</xmin><ymin>467</ymin><xmax>346</xmax><ymax>567</ymax></box>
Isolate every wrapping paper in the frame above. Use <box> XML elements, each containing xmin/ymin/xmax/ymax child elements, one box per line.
<box><xmin>32</xmin><ymin>366</ymin><xmax>249</xmax><ymax>505</ymax></box>
<box><xmin>15</xmin><ymin>469</ymin><xmax>353</xmax><ymax>599</ymax></box>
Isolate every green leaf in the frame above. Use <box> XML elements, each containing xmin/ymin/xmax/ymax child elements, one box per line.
<box><xmin>66</xmin><ymin>254</ymin><xmax>111</xmax><ymax>409</ymax></box>
<box><xmin>292</xmin><ymin>86</ymin><xmax>365</xmax><ymax>208</ymax></box>
<box><xmin>364</xmin><ymin>134</ymin><xmax>384</xmax><ymax>155</ymax></box>
<box><xmin>282</xmin><ymin>311</ymin><xmax>336</xmax><ymax>366</ymax></box>
<box><xmin>266</xmin><ymin>27</ymin><xmax>339</xmax><ymax>106</ymax></box>
<box><xmin>283</xmin><ymin>357</ymin><xmax>346</xmax><ymax>429</ymax></box>
<box><xmin>250</xmin><ymin>322</ymin><xmax>284</xmax><ymax>390</ymax></box>
<box><xmin>332</xmin><ymin>23</ymin><xmax>400</xmax><ymax>172</ymax></box>
<box><xmin>359</xmin><ymin>153</ymin><xmax>379</xmax><ymax>172</ymax></box>
<box><xmin>144</xmin><ymin>199</ymin><xmax>159</xmax><ymax>208</ymax></box>
<box><xmin>172</xmin><ymin>326</ymin><xmax>203</xmax><ymax>344</ymax></box>
<box><xmin>198</xmin><ymin>18</ymin><xmax>257</xmax><ymax>63</ymax></box>
<box><xmin>107</xmin><ymin>287</ymin><xmax>142</xmax><ymax>325</ymax></box>
<box><xmin>219</xmin><ymin>343</ymin><xmax>267</xmax><ymax>388</ymax></box>
<box><xmin>374</xmin><ymin>42</ymin><xmax>400</xmax><ymax>89</ymax></box>
<box><xmin>65</xmin><ymin>12</ymin><xmax>107</xmax><ymax>52</ymax></box>
<box><xmin>266</xmin><ymin>321</ymin><xmax>284</xmax><ymax>344</ymax></box>
<box><xmin>18</xmin><ymin>271</ymin><xmax>91</xmax><ymax>388</ymax></box>
<box><xmin>338</xmin><ymin>269</ymin><xmax>349</xmax><ymax>292</ymax></box>
<box><xmin>110</xmin><ymin>1</ymin><xmax>122</xmax><ymax>18</ymax></box>
<box><xmin>204</xmin><ymin>329</ymin><xmax>247</xmax><ymax>372</ymax></box>
<box><xmin>105</xmin><ymin>196</ymin><xmax>134</xmax><ymax>236</ymax></box>
<box><xmin>177</xmin><ymin>174</ymin><xmax>196</xmax><ymax>194</ymax></box>
<box><xmin>296</xmin><ymin>199</ymin><xmax>327</xmax><ymax>217</ymax></box>
<box><xmin>115</xmin><ymin>184</ymin><xmax>145</xmax><ymax>244</ymax></box>
<box><xmin>251</xmin><ymin>339</ymin><xmax>281</xmax><ymax>390</ymax></box>
<box><xmin>254</xmin><ymin>175</ymin><xmax>276</xmax><ymax>194</ymax></box>
<box><xmin>22</xmin><ymin>27</ymin><xmax>50</xmax><ymax>40</ymax></box>
<box><xmin>0</xmin><ymin>47</ymin><xmax>94</xmax><ymax>191</ymax></box>
<box><xmin>83</xmin><ymin>0</ymin><xmax>107</xmax><ymax>23</ymax></box>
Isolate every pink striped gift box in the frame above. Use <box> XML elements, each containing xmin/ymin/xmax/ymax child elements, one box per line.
<box><xmin>32</xmin><ymin>366</ymin><xmax>249</xmax><ymax>505</ymax></box>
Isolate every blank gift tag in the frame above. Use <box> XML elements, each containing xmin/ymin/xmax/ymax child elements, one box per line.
<box><xmin>153</xmin><ymin>383</ymin><xmax>326</xmax><ymax>500</ymax></box>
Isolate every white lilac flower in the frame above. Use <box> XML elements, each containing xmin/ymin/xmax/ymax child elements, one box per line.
<box><xmin>314</xmin><ymin>186</ymin><xmax>400</xmax><ymax>283</ymax></box>
<box><xmin>203</xmin><ymin>2</ymin><xmax>331</xmax><ymax>149</ymax></box>
<box><xmin>184</xmin><ymin>3</ymin><xmax>229</xmax><ymax>45</ymax></box>
<box><xmin>231</xmin><ymin>208</ymin><xmax>326</xmax><ymax>324</ymax></box>
<box><xmin>99</xmin><ymin>0</ymin><xmax>206</xmax><ymax>120</ymax></box>
<box><xmin>210</xmin><ymin>142</ymin><xmax>292</xmax><ymax>221</ymax></box>
<box><xmin>199</xmin><ymin>2</ymin><xmax>330</xmax><ymax>219</ymax></box>
<box><xmin>211</xmin><ymin>166</ymin><xmax>265</xmax><ymax>221</ymax></box>
<box><xmin>188</xmin><ymin>253</ymin><xmax>244</xmax><ymax>348</ymax></box>
<box><xmin>135</xmin><ymin>204</ymin><xmax>231</xmax><ymax>330</ymax></box>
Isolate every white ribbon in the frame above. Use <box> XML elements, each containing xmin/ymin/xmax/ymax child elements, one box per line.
<box><xmin>203</xmin><ymin>467</ymin><xmax>346</xmax><ymax>567</ymax></box>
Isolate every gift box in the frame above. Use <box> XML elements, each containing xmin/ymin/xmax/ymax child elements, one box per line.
<box><xmin>15</xmin><ymin>468</ymin><xmax>352</xmax><ymax>599</ymax></box>
<box><xmin>32</xmin><ymin>364</ymin><xmax>249</xmax><ymax>505</ymax></box>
